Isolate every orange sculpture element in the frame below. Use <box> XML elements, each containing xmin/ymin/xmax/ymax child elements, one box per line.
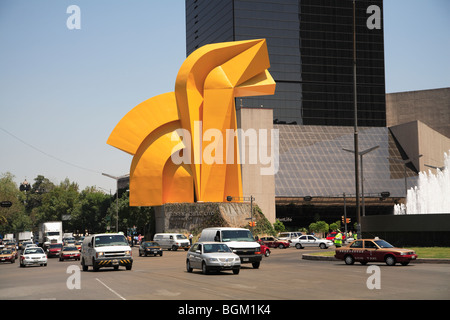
<box><xmin>107</xmin><ymin>39</ymin><xmax>275</xmax><ymax>206</ymax></box>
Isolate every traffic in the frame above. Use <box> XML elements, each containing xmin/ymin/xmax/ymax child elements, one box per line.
<box><xmin>1</xmin><ymin>222</ymin><xmax>419</xmax><ymax>275</ymax></box>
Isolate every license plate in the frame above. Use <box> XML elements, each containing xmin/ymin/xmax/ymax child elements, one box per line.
<box><xmin>243</xmin><ymin>258</ymin><xmax>249</xmax><ymax>262</ymax></box>
<box><xmin>112</xmin><ymin>259</ymin><xmax>119</xmax><ymax>265</ymax></box>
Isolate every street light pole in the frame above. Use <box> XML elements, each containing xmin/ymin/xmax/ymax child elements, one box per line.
<box><xmin>102</xmin><ymin>173</ymin><xmax>130</xmax><ymax>233</ymax></box>
<box><xmin>352</xmin><ymin>0</ymin><xmax>360</xmax><ymax>238</ymax></box>
<box><xmin>343</xmin><ymin>145</ymin><xmax>379</xmax><ymax>217</ymax></box>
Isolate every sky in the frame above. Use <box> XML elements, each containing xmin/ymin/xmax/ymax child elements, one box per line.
<box><xmin>0</xmin><ymin>0</ymin><xmax>449</xmax><ymax>193</ymax></box>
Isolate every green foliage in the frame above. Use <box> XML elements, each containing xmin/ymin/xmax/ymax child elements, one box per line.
<box><xmin>251</xmin><ymin>205</ymin><xmax>276</xmax><ymax>236</ymax></box>
<box><xmin>273</xmin><ymin>219</ymin><xmax>285</xmax><ymax>234</ymax></box>
<box><xmin>309</xmin><ymin>220</ymin><xmax>329</xmax><ymax>234</ymax></box>
<box><xmin>0</xmin><ymin>173</ymin><xmax>155</xmax><ymax>237</ymax></box>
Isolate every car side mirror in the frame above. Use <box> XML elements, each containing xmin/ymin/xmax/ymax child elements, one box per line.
<box><xmin>196</xmin><ymin>250</ymin><xmax>201</xmax><ymax>254</ymax></box>
<box><xmin>88</xmin><ymin>243</ymin><xmax>92</xmax><ymax>248</ymax></box>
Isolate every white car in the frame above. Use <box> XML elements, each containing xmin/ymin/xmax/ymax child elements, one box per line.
<box><xmin>20</xmin><ymin>247</ymin><xmax>48</xmax><ymax>267</ymax></box>
<box><xmin>186</xmin><ymin>242</ymin><xmax>241</xmax><ymax>274</ymax></box>
<box><xmin>290</xmin><ymin>235</ymin><xmax>334</xmax><ymax>249</ymax></box>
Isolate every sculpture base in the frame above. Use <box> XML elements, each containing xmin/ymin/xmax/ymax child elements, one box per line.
<box><xmin>154</xmin><ymin>202</ymin><xmax>252</xmax><ymax>234</ymax></box>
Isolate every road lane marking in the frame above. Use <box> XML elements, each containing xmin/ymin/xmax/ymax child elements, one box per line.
<box><xmin>95</xmin><ymin>278</ymin><xmax>126</xmax><ymax>300</ymax></box>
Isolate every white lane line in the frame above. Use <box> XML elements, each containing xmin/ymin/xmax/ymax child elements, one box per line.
<box><xmin>95</xmin><ymin>278</ymin><xmax>126</xmax><ymax>300</ymax></box>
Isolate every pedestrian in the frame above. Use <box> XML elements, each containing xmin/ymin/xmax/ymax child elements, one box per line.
<box><xmin>189</xmin><ymin>233</ymin><xmax>193</xmax><ymax>245</ymax></box>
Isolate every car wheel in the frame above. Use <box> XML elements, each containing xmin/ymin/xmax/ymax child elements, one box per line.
<box><xmin>81</xmin><ymin>258</ymin><xmax>88</xmax><ymax>271</ymax></box>
<box><xmin>344</xmin><ymin>254</ymin><xmax>355</xmax><ymax>265</ymax></box>
<box><xmin>385</xmin><ymin>255</ymin><xmax>396</xmax><ymax>266</ymax></box>
<box><xmin>186</xmin><ymin>260</ymin><xmax>193</xmax><ymax>273</ymax></box>
<box><xmin>319</xmin><ymin>243</ymin><xmax>326</xmax><ymax>249</ymax></box>
<box><xmin>171</xmin><ymin>245</ymin><xmax>178</xmax><ymax>251</ymax></box>
<box><xmin>232</xmin><ymin>268</ymin><xmax>240</xmax><ymax>275</ymax></box>
<box><xmin>278</xmin><ymin>244</ymin><xmax>284</xmax><ymax>249</ymax></box>
<box><xmin>202</xmin><ymin>261</ymin><xmax>209</xmax><ymax>274</ymax></box>
<box><xmin>265</xmin><ymin>250</ymin><xmax>270</xmax><ymax>257</ymax></box>
<box><xmin>401</xmin><ymin>261</ymin><xmax>410</xmax><ymax>266</ymax></box>
<box><xmin>93</xmin><ymin>259</ymin><xmax>99</xmax><ymax>272</ymax></box>
<box><xmin>126</xmin><ymin>265</ymin><xmax>132</xmax><ymax>270</ymax></box>
<box><xmin>252</xmin><ymin>261</ymin><xmax>260</xmax><ymax>269</ymax></box>
<box><xmin>295</xmin><ymin>243</ymin><xmax>303</xmax><ymax>249</ymax></box>
<box><xmin>160</xmin><ymin>252</ymin><xmax>163</xmax><ymax>257</ymax></box>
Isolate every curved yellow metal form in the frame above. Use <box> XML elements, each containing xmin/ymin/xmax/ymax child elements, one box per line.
<box><xmin>107</xmin><ymin>39</ymin><xmax>275</xmax><ymax>206</ymax></box>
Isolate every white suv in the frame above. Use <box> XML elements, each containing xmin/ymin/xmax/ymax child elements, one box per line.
<box><xmin>81</xmin><ymin>233</ymin><xmax>132</xmax><ymax>271</ymax></box>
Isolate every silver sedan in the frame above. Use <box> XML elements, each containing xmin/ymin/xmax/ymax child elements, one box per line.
<box><xmin>186</xmin><ymin>242</ymin><xmax>241</xmax><ymax>274</ymax></box>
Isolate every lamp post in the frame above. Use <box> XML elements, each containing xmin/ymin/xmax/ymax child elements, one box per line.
<box><xmin>102</xmin><ymin>173</ymin><xmax>129</xmax><ymax>232</ymax></box>
<box><xmin>352</xmin><ymin>0</ymin><xmax>360</xmax><ymax>239</ymax></box>
<box><xmin>388</xmin><ymin>154</ymin><xmax>422</xmax><ymax>196</ymax></box>
<box><xmin>343</xmin><ymin>145</ymin><xmax>379</xmax><ymax>217</ymax></box>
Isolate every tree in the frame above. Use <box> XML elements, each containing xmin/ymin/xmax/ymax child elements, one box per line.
<box><xmin>0</xmin><ymin>172</ymin><xmax>30</xmax><ymax>235</ymax></box>
<box><xmin>309</xmin><ymin>220</ymin><xmax>329</xmax><ymax>237</ymax></box>
<box><xmin>273</xmin><ymin>219</ymin><xmax>285</xmax><ymax>234</ymax></box>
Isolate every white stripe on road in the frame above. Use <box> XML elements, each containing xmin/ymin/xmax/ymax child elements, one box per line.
<box><xmin>95</xmin><ymin>278</ymin><xmax>126</xmax><ymax>300</ymax></box>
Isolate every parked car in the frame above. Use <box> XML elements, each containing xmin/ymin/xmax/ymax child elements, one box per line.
<box><xmin>335</xmin><ymin>238</ymin><xmax>418</xmax><ymax>266</ymax></box>
<box><xmin>47</xmin><ymin>243</ymin><xmax>63</xmax><ymax>257</ymax></box>
<box><xmin>139</xmin><ymin>241</ymin><xmax>163</xmax><ymax>257</ymax></box>
<box><xmin>326</xmin><ymin>232</ymin><xmax>346</xmax><ymax>241</ymax></box>
<box><xmin>20</xmin><ymin>247</ymin><xmax>47</xmax><ymax>267</ymax></box>
<box><xmin>59</xmin><ymin>246</ymin><xmax>81</xmax><ymax>261</ymax></box>
<box><xmin>258</xmin><ymin>236</ymin><xmax>290</xmax><ymax>249</ymax></box>
<box><xmin>186</xmin><ymin>242</ymin><xmax>241</xmax><ymax>274</ymax></box>
<box><xmin>290</xmin><ymin>235</ymin><xmax>334</xmax><ymax>249</ymax></box>
<box><xmin>0</xmin><ymin>248</ymin><xmax>16</xmax><ymax>263</ymax></box>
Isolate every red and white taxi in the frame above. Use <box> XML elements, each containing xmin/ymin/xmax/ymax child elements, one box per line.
<box><xmin>335</xmin><ymin>238</ymin><xmax>417</xmax><ymax>266</ymax></box>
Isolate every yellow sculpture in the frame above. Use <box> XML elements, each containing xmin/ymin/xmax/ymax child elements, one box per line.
<box><xmin>107</xmin><ymin>39</ymin><xmax>275</xmax><ymax>206</ymax></box>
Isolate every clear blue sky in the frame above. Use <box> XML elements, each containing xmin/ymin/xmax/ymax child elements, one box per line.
<box><xmin>0</xmin><ymin>0</ymin><xmax>449</xmax><ymax>192</ymax></box>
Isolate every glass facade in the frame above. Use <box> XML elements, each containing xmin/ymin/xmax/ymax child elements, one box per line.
<box><xmin>275</xmin><ymin>125</ymin><xmax>418</xmax><ymax>198</ymax></box>
<box><xmin>185</xmin><ymin>0</ymin><xmax>386</xmax><ymax>126</ymax></box>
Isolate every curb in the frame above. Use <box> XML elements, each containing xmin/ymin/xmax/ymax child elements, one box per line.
<box><xmin>301</xmin><ymin>254</ymin><xmax>450</xmax><ymax>264</ymax></box>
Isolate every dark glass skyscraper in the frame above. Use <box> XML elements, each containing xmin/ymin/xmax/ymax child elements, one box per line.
<box><xmin>186</xmin><ymin>0</ymin><xmax>386</xmax><ymax>127</ymax></box>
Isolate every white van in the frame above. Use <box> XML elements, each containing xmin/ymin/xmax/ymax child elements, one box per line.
<box><xmin>153</xmin><ymin>233</ymin><xmax>190</xmax><ymax>251</ymax></box>
<box><xmin>199</xmin><ymin>227</ymin><xmax>262</xmax><ymax>269</ymax></box>
<box><xmin>81</xmin><ymin>233</ymin><xmax>133</xmax><ymax>271</ymax></box>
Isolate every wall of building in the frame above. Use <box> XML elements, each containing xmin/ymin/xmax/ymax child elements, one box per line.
<box><xmin>237</xmin><ymin>107</ymin><xmax>276</xmax><ymax>223</ymax></box>
<box><xmin>386</xmin><ymin>87</ymin><xmax>450</xmax><ymax>139</ymax></box>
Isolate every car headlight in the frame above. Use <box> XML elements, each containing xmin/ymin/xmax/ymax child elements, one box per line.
<box><xmin>208</xmin><ymin>258</ymin><xmax>218</xmax><ymax>262</ymax></box>
<box><xmin>96</xmin><ymin>252</ymin><xmax>104</xmax><ymax>258</ymax></box>
<box><xmin>124</xmin><ymin>250</ymin><xmax>131</xmax><ymax>256</ymax></box>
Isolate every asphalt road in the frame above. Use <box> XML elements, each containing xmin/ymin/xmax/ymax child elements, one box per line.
<box><xmin>0</xmin><ymin>246</ymin><xmax>449</xmax><ymax>301</ymax></box>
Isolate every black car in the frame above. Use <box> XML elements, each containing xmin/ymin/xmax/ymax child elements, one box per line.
<box><xmin>139</xmin><ymin>241</ymin><xmax>163</xmax><ymax>257</ymax></box>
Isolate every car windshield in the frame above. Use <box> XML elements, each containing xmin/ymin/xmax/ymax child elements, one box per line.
<box><xmin>143</xmin><ymin>242</ymin><xmax>159</xmax><ymax>247</ymax></box>
<box><xmin>1</xmin><ymin>249</ymin><xmax>12</xmax><ymax>254</ymax></box>
<box><xmin>222</xmin><ymin>230</ymin><xmax>255</xmax><ymax>242</ymax></box>
<box><xmin>176</xmin><ymin>235</ymin><xmax>187</xmax><ymax>240</ymax></box>
<box><xmin>374</xmin><ymin>240</ymin><xmax>394</xmax><ymax>248</ymax></box>
<box><xmin>94</xmin><ymin>235</ymin><xmax>128</xmax><ymax>247</ymax></box>
<box><xmin>203</xmin><ymin>243</ymin><xmax>232</xmax><ymax>253</ymax></box>
<box><xmin>24</xmin><ymin>248</ymin><xmax>44</xmax><ymax>254</ymax></box>
<box><xmin>50</xmin><ymin>244</ymin><xmax>62</xmax><ymax>249</ymax></box>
